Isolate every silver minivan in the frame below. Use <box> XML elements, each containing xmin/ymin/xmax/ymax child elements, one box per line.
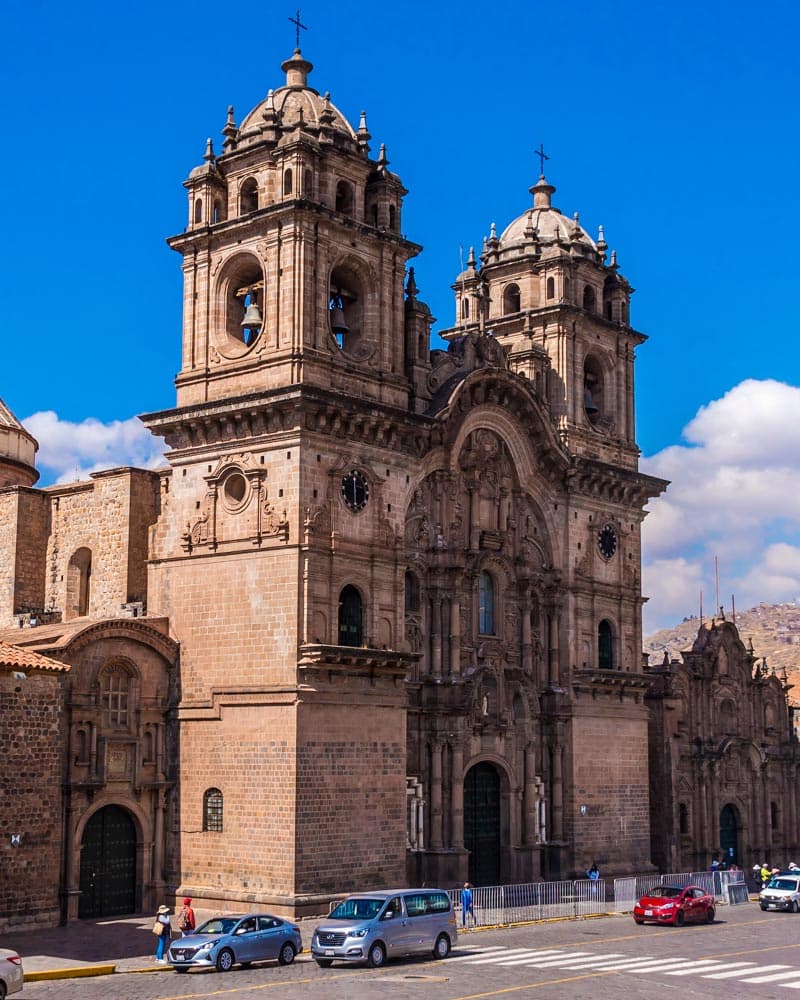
<box><xmin>312</xmin><ymin>889</ymin><xmax>457</xmax><ymax>968</ymax></box>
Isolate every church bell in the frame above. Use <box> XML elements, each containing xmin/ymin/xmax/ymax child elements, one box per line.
<box><xmin>241</xmin><ymin>302</ymin><xmax>263</xmax><ymax>331</ymax></box>
<box><xmin>329</xmin><ymin>294</ymin><xmax>349</xmax><ymax>335</ymax></box>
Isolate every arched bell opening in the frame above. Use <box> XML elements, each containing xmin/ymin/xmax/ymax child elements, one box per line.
<box><xmin>239</xmin><ymin>177</ymin><xmax>259</xmax><ymax>214</ymax></box>
<box><xmin>220</xmin><ymin>254</ymin><xmax>265</xmax><ymax>350</ymax></box>
<box><xmin>502</xmin><ymin>283</ymin><xmax>521</xmax><ymax>314</ymax></box>
<box><xmin>329</xmin><ymin>264</ymin><xmax>364</xmax><ymax>355</ymax></box>
<box><xmin>598</xmin><ymin>619</ymin><xmax>613</xmax><ymax>669</ymax></box>
<box><xmin>66</xmin><ymin>547</ymin><xmax>92</xmax><ymax>620</ymax></box>
<box><xmin>338</xmin><ymin>585</ymin><xmax>363</xmax><ymax>647</ymax></box>
<box><xmin>583</xmin><ymin>354</ymin><xmax>604</xmax><ymax>424</ymax></box>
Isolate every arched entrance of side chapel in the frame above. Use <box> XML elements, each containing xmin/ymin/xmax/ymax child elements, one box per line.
<box><xmin>464</xmin><ymin>762</ymin><xmax>502</xmax><ymax>886</ymax></box>
<box><xmin>78</xmin><ymin>805</ymin><xmax>137</xmax><ymax>918</ymax></box>
<box><xmin>719</xmin><ymin>803</ymin><xmax>739</xmax><ymax>865</ymax></box>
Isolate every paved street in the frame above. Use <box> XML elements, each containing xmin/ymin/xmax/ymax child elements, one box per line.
<box><xmin>17</xmin><ymin>903</ymin><xmax>800</xmax><ymax>1000</ymax></box>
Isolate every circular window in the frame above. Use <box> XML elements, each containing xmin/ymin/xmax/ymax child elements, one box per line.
<box><xmin>223</xmin><ymin>472</ymin><xmax>248</xmax><ymax>510</ymax></box>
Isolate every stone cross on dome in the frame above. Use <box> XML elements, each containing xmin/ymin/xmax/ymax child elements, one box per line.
<box><xmin>288</xmin><ymin>8</ymin><xmax>308</xmax><ymax>50</ymax></box>
<box><xmin>534</xmin><ymin>143</ymin><xmax>549</xmax><ymax>177</ymax></box>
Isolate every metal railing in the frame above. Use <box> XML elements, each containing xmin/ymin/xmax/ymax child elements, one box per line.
<box><xmin>448</xmin><ymin>868</ymin><xmax>747</xmax><ymax>929</ymax></box>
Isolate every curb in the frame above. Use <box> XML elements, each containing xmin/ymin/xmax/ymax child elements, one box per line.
<box><xmin>25</xmin><ymin>964</ymin><xmax>116</xmax><ymax>982</ymax></box>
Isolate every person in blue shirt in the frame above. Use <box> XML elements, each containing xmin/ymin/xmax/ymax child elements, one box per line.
<box><xmin>461</xmin><ymin>882</ymin><xmax>475</xmax><ymax>927</ymax></box>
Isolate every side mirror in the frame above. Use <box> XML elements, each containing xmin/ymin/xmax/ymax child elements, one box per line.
<box><xmin>381</xmin><ymin>911</ymin><xmax>394</xmax><ymax>920</ymax></box>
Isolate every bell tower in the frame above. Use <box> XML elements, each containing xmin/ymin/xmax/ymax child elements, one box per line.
<box><xmin>441</xmin><ymin>173</ymin><xmax>643</xmax><ymax>470</ymax></box>
<box><xmin>169</xmin><ymin>50</ymin><xmax>421</xmax><ymax>411</ymax></box>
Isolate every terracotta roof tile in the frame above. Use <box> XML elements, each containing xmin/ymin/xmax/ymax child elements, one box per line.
<box><xmin>0</xmin><ymin>640</ymin><xmax>69</xmax><ymax>672</ymax></box>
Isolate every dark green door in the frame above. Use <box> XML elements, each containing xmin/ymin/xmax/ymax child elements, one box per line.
<box><xmin>719</xmin><ymin>804</ymin><xmax>738</xmax><ymax>864</ymax></box>
<box><xmin>79</xmin><ymin>805</ymin><xmax>137</xmax><ymax>918</ymax></box>
<box><xmin>464</xmin><ymin>763</ymin><xmax>501</xmax><ymax>886</ymax></box>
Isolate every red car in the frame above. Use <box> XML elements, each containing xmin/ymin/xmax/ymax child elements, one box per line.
<box><xmin>633</xmin><ymin>884</ymin><xmax>716</xmax><ymax>926</ymax></box>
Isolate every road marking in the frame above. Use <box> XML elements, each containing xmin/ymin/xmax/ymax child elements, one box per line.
<box><xmin>465</xmin><ymin>949</ymin><xmax>569</xmax><ymax>965</ymax></box>
<box><xmin>493</xmin><ymin>951</ymin><xmax>570</xmax><ymax>965</ymax></box>
<box><xmin>741</xmin><ymin>968</ymin><xmax>798</xmax><ymax>983</ymax></box>
<box><xmin>666</xmin><ymin>960</ymin><xmax>741</xmax><ymax>975</ymax></box>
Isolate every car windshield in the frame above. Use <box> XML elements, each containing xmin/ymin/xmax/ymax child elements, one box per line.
<box><xmin>646</xmin><ymin>886</ymin><xmax>682</xmax><ymax>898</ymax></box>
<box><xmin>196</xmin><ymin>918</ymin><xmax>239</xmax><ymax>935</ymax></box>
<box><xmin>328</xmin><ymin>898</ymin><xmax>385</xmax><ymax>920</ymax></box>
<box><xmin>767</xmin><ymin>878</ymin><xmax>798</xmax><ymax>890</ymax></box>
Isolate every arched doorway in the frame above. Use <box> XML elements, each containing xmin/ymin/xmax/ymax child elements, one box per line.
<box><xmin>78</xmin><ymin>805</ymin><xmax>137</xmax><ymax>918</ymax></box>
<box><xmin>464</xmin><ymin>762</ymin><xmax>501</xmax><ymax>886</ymax></box>
<box><xmin>719</xmin><ymin>803</ymin><xmax>739</xmax><ymax>865</ymax></box>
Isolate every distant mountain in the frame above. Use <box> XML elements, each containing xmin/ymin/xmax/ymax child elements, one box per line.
<box><xmin>644</xmin><ymin>602</ymin><xmax>800</xmax><ymax>699</ymax></box>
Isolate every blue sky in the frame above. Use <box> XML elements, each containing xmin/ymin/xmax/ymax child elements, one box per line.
<box><xmin>2</xmin><ymin>0</ymin><xmax>799</xmax><ymax>631</ymax></box>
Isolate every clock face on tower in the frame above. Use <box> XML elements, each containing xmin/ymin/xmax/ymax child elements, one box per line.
<box><xmin>341</xmin><ymin>469</ymin><xmax>369</xmax><ymax>512</ymax></box>
<box><xmin>598</xmin><ymin>524</ymin><xmax>617</xmax><ymax>560</ymax></box>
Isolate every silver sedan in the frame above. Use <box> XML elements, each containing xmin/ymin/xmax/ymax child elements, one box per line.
<box><xmin>167</xmin><ymin>913</ymin><xmax>302</xmax><ymax>973</ymax></box>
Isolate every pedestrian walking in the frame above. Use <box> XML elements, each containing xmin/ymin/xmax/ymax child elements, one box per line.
<box><xmin>461</xmin><ymin>882</ymin><xmax>475</xmax><ymax>928</ymax></box>
<box><xmin>153</xmin><ymin>904</ymin><xmax>171</xmax><ymax>963</ymax></box>
<box><xmin>178</xmin><ymin>897</ymin><xmax>195</xmax><ymax>937</ymax></box>
<box><xmin>586</xmin><ymin>863</ymin><xmax>600</xmax><ymax>897</ymax></box>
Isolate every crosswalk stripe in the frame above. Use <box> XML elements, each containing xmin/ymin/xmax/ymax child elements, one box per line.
<box><xmin>777</xmin><ymin>981</ymin><xmax>800</xmax><ymax>989</ymax></box>
<box><xmin>666</xmin><ymin>961</ymin><xmax>739</xmax><ymax>976</ymax></box>
<box><xmin>517</xmin><ymin>952</ymin><xmax>594</xmax><ymax>967</ymax></box>
<box><xmin>528</xmin><ymin>954</ymin><xmax>627</xmax><ymax>969</ymax></box>
<box><xmin>739</xmin><ymin>967</ymin><xmax>797</xmax><ymax>984</ymax></box>
<box><xmin>461</xmin><ymin>948</ymin><xmax>561</xmax><ymax>965</ymax></box>
<box><xmin>494</xmin><ymin>951</ymin><xmax>571</xmax><ymax>966</ymax></box>
<box><xmin>699</xmin><ymin>962</ymin><xmax>760</xmax><ymax>978</ymax></box>
<box><xmin>586</xmin><ymin>957</ymin><xmax>691</xmax><ymax>972</ymax></box>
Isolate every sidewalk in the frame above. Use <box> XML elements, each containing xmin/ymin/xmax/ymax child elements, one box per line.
<box><xmin>3</xmin><ymin>909</ymin><xmax>325</xmax><ymax>981</ymax></box>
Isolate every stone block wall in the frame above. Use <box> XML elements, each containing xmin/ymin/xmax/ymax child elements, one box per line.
<box><xmin>0</xmin><ymin>669</ymin><xmax>66</xmax><ymax>930</ymax></box>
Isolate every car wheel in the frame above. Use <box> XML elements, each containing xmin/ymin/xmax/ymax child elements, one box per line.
<box><xmin>0</xmin><ymin>983</ymin><xmax>7</xmax><ymax>999</ymax></box>
<box><xmin>367</xmin><ymin>941</ymin><xmax>386</xmax><ymax>968</ymax></box>
<box><xmin>792</xmin><ymin>901</ymin><xmax>799</xmax><ymax>914</ymax></box>
<box><xmin>315</xmin><ymin>958</ymin><xmax>333</xmax><ymax>968</ymax></box>
<box><xmin>433</xmin><ymin>934</ymin><xmax>451</xmax><ymax>960</ymax></box>
<box><xmin>174</xmin><ymin>967</ymin><xmax>189</xmax><ymax>974</ymax></box>
<box><xmin>760</xmin><ymin>904</ymin><xmax>768</xmax><ymax>911</ymax></box>
<box><xmin>674</xmin><ymin>910</ymin><xmax>685</xmax><ymax>927</ymax></box>
<box><xmin>634</xmin><ymin>917</ymin><xmax>645</xmax><ymax>925</ymax></box>
<box><xmin>278</xmin><ymin>942</ymin><xmax>296</xmax><ymax>966</ymax></box>
<box><xmin>216</xmin><ymin>948</ymin><xmax>235</xmax><ymax>972</ymax></box>
<box><xmin>706</xmin><ymin>907</ymin><xmax>715</xmax><ymax>923</ymax></box>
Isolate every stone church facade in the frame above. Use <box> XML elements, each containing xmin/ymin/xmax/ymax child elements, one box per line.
<box><xmin>1</xmin><ymin>47</ymin><xmax>796</xmax><ymax>929</ymax></box>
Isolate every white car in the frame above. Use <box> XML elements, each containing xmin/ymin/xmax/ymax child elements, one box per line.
<box><xmin>0</xmin><ymin>948</ymin><xmax>24</xmax><ymax>997</ymax></box>
<box><xmin>759</xmin><ymin>873</ymin><xmax>800</xmax><ymax>912</ymax></box>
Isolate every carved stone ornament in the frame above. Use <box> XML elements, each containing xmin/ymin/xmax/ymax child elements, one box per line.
<box><xmin>428</xmin><ymin>330</ymin><xmax>509</xmax><ymax>393</ymax></box>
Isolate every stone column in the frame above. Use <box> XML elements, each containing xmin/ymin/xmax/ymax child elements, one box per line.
<box><xmin>451</xmin><ymin>744</ymin><xmax>464</xmax><ymax>850</ymax></box>
<box><xmin>523</xmin><ymin>743</ymin><xmax>537</xmax><ymax>845</ymax></box>
<box><xmin>469</xmin><ymin>485</ymin><xmax>480</xmax><ymax>551</ymax></box>
<box><xmin>430</xmin><ymin>742</ymin><xmax>443</xmax><ymax>849</ymax></box>
<box><xmin>431</xmin><ymin>593</ymin><xmax>442</xmax><ymax>678</ymax></box>
<box><xmin>521</xmin><ymin>601</ymin><xmax>532</xmax><ymax>675</ymax></box>
<box><xmin>449</xmin><ymin>597</ymin><xmax>461</xmax><ymax>677</ymax></box>
<box><xmin>551</xmin><ymin>743</ymin><xmax>563</xmax><ymax>841</ymax></box>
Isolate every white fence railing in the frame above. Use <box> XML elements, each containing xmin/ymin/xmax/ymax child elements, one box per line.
<box><xmin>449</xmin><ymin>869</ymin><xmax>746</xmax><ymax>928</ymax></box>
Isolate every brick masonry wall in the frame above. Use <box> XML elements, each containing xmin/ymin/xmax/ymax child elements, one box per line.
<box><xmin>569</xmin><ymin>702</ymin><xmax>652</xmax><ymax>872</ymax></box>
<box><xmin>0</xmin><ymin>670</ymin><xmax>65</xmax><ymax>930</ymax></box>
<box><xmin>295</xmin><ymin>692</ymin><xmax>407</xmax><ymax>895</ymax></box>
<box><xmin>177</xmin><ymin>704</ymin><xmax>297</xmax><ymax>900</ymax></box>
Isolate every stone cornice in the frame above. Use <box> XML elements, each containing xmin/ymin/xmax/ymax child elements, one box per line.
<box><xmin>567</xmin><ymin>456</ymin><xmax>668</xmax><ymax>506</ymax></box>
<box><xmin>298</xmin><ymin>643</ymin><xmax>419</xmax><ymax>678</ymax></box>
<box><xmin>572</xmin><ymin>668</ymin><xmax>651</xmax><ymax>700</ymax></box>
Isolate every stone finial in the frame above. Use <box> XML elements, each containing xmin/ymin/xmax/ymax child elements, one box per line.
<box><xmin>222</xmin><ymin>105</ymin><xmax>238</xmax><ymax>150</ymax></box>
<box><xmin>203</xmin><ymin>138</ymin><xmax>215</xmax><ymax>163</ymax></box>
<box><xmin>530</xmin><ymin>174</ymin><xmax>555</xmax><ymax>210</ymax></box>
<box><xmin>466</xmin><ymin>246</ymin><xmax>476</xmax><ymax>270</ymax></box>
<box><xmin>356</xmin><ymin>110</ymin><xmax>371</xmax><ymax>151</ymax></box>
<box><xmin>377</xmin><ymin>143</ymin><xmax>390</xmax><ymax>173</ymax></box>
<box><xmin>320</xmin><ymin>92</ymin><xmax>335</xmax><ymax>127</ymax></box>
<box><xmin>282</xmin><ymin>49</ymin><xmax>313</xmax><ymax>88</ymax></box>
<box><xmin>406</xmin><ymin>267</ymin><xmax>418</xmax><ymax>300</ymax></box>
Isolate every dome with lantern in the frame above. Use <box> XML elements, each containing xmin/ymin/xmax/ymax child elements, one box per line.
<box><xmin>235</xmin><ymin>49</ymin><xmax>358</xmax><ymax>147</ymax></box>
<box><xmin>0</xmin><ymin>397</ymin><xmax>38</xmax><ymax>487</ymax></box>
<box><xmin>498</xmin><ymin>175</ymin><xmax>598</xmax><ymax>253</ymax></box>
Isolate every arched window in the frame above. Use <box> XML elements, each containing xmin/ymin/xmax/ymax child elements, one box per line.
<box><xmin>389</xmin><ymin>204</ymin><xmax>397</xmax><ymax>232</ymax></box>
<box><xmin>283</xmin><ymin>168</ymin><xmax>293</xmax><ymax>195</ymax></box>
<box><xmin>100</xmin><ymin>663</ymin><xmax>131</xmax><ymax>728</ymax></box>
<box><xmin>583</xmin><ymin>355</ymin><xmax>603</xmax><ymax>422</ymax></box>
<box><xmin>338</xmin><ymin>585</ymin><xmax>363</xmax><ymax>646</ymax></box>
<box><xmin>303</xmin><ymin>169</ymin><xmax>313</xmax><ymax>197</ymax></box>
<box><xmin>335</xmin><ymin>180</ymin><xmax>354</xmax><ymax>215</ymax></box>
<box><xmin>203</xmin><ymin>788</ymin><xmax>223</xmax><ymax>832</ymax></box>
<box><xmin>771</xmin><ymin>800</ymin><xmax>779</xmax><ymax>833</ymax></box>
<box><xmin>583</xmin><ymin>284</ymin><xmax>596</xmax><ymax>312</ymax></box>
<box><xmin>66</xmin><ymin>547</ymin><xmax>92</xmax><ymax>619</ymax></box>
<box><xmin>212</xmin><ymin>199</ymin><xmax>225</xmax><ymax>224</ymax></box>
<box><xmin>461</xmin><ymin>297</ymin><xmax>470</xmax><ymax>319</ymax></box>
<box><xmin>679</xmin><ymin>803</ymin><xmax>689</xmax><ymax>835</ymax></box>
<box><xmin>503</xmin><ymin>283</ymin><xmax>521</xmax><ymax>314</ymax></box>
<box><xmin>405</xmin><ymin>571</ymin><xmax>420</xmax><ymax>613</ymax></box>
<box><xmin>479</xmin><ymin>571</ymin><xmax>495</xmax><ymax>635</ymax></box>
<box><xmin>240</xmin><ymin>177</ymin><xmax>259</xmax><ymax>214</ymax></box>
<box><xmin>604</xmin><ymin>299</ymin><xmax>613</xmax><ymax>320</ymax></box>
<box><xmin>194</xmin><ymin>198</ymin><xmax>203</xmax><ymax>224</ymax></box>
<box><xmin>598</xmin><ymin>619</ymin><xmax>613</xmax><ymax>669</ymax></box>
<box><xmin>546</xmin><ymin>276</ymin><xmax>555</xmax><ymax>299</ymax></box>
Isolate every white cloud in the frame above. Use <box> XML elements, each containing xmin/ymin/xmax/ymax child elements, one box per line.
<box><xmin>641</xmin><ymin>380</ymin><xmax>800</xmax><ymax>632</ymax></box>
<box><xmin>22</xmin><ymin>411</ymin><xmax>167</xmax><ymax>485</ymax></box>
